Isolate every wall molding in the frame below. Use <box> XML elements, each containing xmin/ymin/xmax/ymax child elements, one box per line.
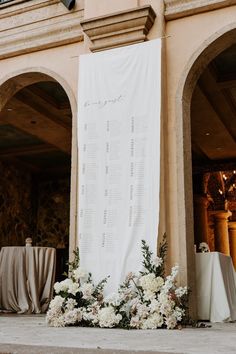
<box><xmin>164</xmin><ymin>0</ymin><xmax>236</xmax><ymax>20</ymax></box>
<box><xmin>0</xmin><ymin>0</ymin><xmax>84</xmax><ymax>59</ymax></box>
<box><xmin>81</xmin><ymin>5</ymin><xmax>156</xmax><ymax>52</ymax></box>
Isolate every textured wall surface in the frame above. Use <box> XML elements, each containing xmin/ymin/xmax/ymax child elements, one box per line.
<box><xmin>0</xmin><ymin>161</ymin><xmax>70</xmax><ymax>249</ymax></box>
<box><xmin>36</xmin><ymin>179</ymin><xmax>70</xmax><ymax>248</ymax></box>
<box><xmin>0</xmin><ymin>161</ymin><xmax>32</xmax><ymax>247</ymax></box>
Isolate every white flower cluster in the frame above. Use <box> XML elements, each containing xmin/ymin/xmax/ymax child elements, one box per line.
<box><xmin>114</xmin><ymin>263</ymin><xmax>187</xmax><ymax>329</ymax></box>
<box><xmin>46</xmin><ymin>243</ymin><xmax>188</xmax><ymax>330</ymax></box>
<box><xmin>199</xmin><ymin>242</ymin><xmax>210</xmax><ymax>253</ymax></box>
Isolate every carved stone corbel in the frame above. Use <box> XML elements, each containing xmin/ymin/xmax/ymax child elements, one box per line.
<box><xmin>81</xmin><ymin>5</ymin><xmax>156</xmax><ymax>52</ymax></box>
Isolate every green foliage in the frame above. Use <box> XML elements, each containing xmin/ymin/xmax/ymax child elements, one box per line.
<box><xmin>68</xmin><ymin>247</ymin><xmax>80</xmax><ymax>273</ymax></box>
<box><xmin>63</xmin><ymin>247</ymin><xmax>80</xmax><ymax>277</ymax></box>
<box><xmin>93</xmin><ymin>276</ymin><xmax>110</xmax><ymax>298</ymax></box>
<box><xmin>140</xmin><ymin>234</ymin><xmax>167</xmax><ymax>278</ymax></box>
<box><xmin>158</xmin><ymin>233</ymin><xmax>168</xmax><ymax>275</ymax></box>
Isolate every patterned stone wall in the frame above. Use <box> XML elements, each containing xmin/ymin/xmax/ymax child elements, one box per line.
<box><xmin>0</xmin><ymin>161</ymin><xmax>32</xmax><ymax>247</ymax></box>
<box><xmin>0</xmin><ymin>160</ymin><xmax>70</xmax><ymax>249</ymax></box>
<box><xmin>36</xmin><ymin>179</ymin><xmax>70</xmax><ymax>248</ymax></box>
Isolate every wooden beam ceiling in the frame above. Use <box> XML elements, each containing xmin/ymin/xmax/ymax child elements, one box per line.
<box><xmin>0</xmin><ymin>97</ymin><xmax>71</xmax><ymax>154</ymax></box>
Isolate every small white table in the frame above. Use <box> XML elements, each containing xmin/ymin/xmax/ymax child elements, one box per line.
<box><xmin>0</xmin><ymin>246</ymin><xmax>56</xmax><ymax>314</ymax></box>
<box><xmin>196</xmin><ymin>252</ymin><xmax>236</xmax><ymax>322</ymax></box>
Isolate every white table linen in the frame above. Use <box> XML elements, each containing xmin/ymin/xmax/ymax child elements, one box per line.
<box><xmin>0</xmin><ymin>246</ymin><xmax>56</xmax><ymax>314</ymax></box>
<box><xmin>196</xmin><ymin>252</ymin><xmax>236</xmax><ymax>322</ymax></box>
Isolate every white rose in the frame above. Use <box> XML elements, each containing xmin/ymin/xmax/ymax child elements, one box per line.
<box><xmin>80</xmin><ymin>283</ymin><xmax>94</xmax><ymax>300</ymax></box>
<box><xmin>54</xmin><ymin>278</ymin><xmax>73</xmax><ymax>293</ymax></box>
<box><xmin>73</xmin><ymin>267</ymin><xmax>89</xmax><ymax>282</ymax></box>
<box><xmin>67</xmin><ymin>281</ymin><xmax>79</xmax><ymax>296</ymax></box>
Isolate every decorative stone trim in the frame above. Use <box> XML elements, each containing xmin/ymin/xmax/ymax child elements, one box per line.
<box><xmin>0</xmin><ymin>0</ymin><xmax>84</xmax><ymax>60</ymax></box>
<box><xmin>80</xmin><ymin>5</ymin><xmax>156</xmax><ymax>52</ymax></box>
<box><xmin>164</xmin><ymin>0</ymin><xmax>236</xmax><ymax>20</ymax></box>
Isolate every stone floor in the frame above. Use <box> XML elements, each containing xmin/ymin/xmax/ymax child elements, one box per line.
<box><xmin>0</xmin><ymin>314</ymin><xmax>236</xmax><ymax>354</ymax></box>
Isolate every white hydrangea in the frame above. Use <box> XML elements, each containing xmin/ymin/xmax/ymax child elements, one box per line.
<box><xmin>143</xmin><ymin>290</ymin><xmax>156</xmax><ymax>302</ymax></box>
<box><xmin>158</xmin><ymin>292</ymin><xmax>169</xmax><ymax>304</ymax></box>
<box><xmin>73</xmin><ymin>267</ymin><xmax>89</xmax><ymax>283</ymax></box>
<box><xmin>149</xmin><ymin>299</ymin><xmax>161</xmax><ymax>313</ymax></box>
<box><xmin>65</xmin><ymin>298</ymin><xmax>77</xmax><ymax>311</ymax></box>
<box><xmin>54</xmin><ymin>278</ymin><xmax>73</xmax><ymax>294</ymax></box>
<box><xmin>136</xmin><ymin>303</ymin><xmax>149</xmax><ymax>318</ymax></box>
<box><xmin>80</xmin><ymin>283</ymin><xmax>94</xmax><ymax>300</ymax></box>
<box><xmin>159</xmin><ymin>299</ymin><xmax>175</xmax><ymax>317</ymax></box>
<box><xmin>139</xmin><ymin>273</ymin><xmax>164</xmax><ymax>293</ymax></box>
<box><xmin>46</xmin><ymin>311</ymin><xmax>65</xmax><ymax>327</ymax></box>
<box><xmin>64</xmin><ymin>309</ymin><xmax>83</xmax><ymax>325</ymax></box>
<box><xmin>68</xmin><ymin>282</ymin><xmax>80</xmax><ymax>296</ymax></box>
<box><xmin>98</xmin><ymin>306</ymin><xmax>122</xmax><ymax>328</ymax></box>
<box><xmin>175</xmin><ymin>286</ymin><xmax>188</xmax><ymax>298</ymax></box>
<box><xmin>141</xmin><ymin>313</ymin><xmax>164</xmax><ymax>329</ymax></box>
<box><xmin>49</xmin><ymin>295</ymin><xmax>64</xmax><ymax>310</ymax></box>
<box><xmin>83</xmin><ymin>308</ymin><xmax>99</xmax><ymax>325</ymax></box>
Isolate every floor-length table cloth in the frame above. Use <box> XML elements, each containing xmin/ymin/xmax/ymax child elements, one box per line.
<box><xmin>196</xmin><ymin>252</ymin><xmax>236</xmax><ymax>322</ymax></box>
<box><xmin>0</xmin><ymin>246</ymin><xmax>56</xmax><ymax>313</ymax></box>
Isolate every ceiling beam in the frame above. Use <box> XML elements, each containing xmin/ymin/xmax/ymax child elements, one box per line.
<box><xmin>15</xmin><ymin>88</ymin><xmax>71</xmax><ymax>129</ymax></box>
<box><xmin>0</xmin><ymin>97</ymin><xmax>71</xmax><ymax>154</ymax></box>
<box><xmin>193</xmin><ymin>159</ymin><xmax>236</xmax><ymax>175</ymax></box>
<box><xmin>0</xmin><ymin>144</ymin><xmax>58</xmax><ymax>158</ymax></box>
<box><xmin>198</xmin><ymin>67</ymin><xmax>236</xmax><ymax>142</ymax></box>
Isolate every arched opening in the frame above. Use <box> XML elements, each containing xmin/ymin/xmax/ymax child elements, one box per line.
<box><xmin>0</xmin><ymin>72</ymin><xmax>72</xmax><ymax>281</ymax></box>
<box><xmin>177</xmin><ymin>26</ymin><xmax>236</xmax><ymax>316</ymax></box>
<box><xmin>192</xmin><ymin>44</ymin><xmax>236</xmax><ymax>264</ymax></box>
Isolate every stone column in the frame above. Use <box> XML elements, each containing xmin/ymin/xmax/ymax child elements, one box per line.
<box><xmin>228</xmin><ymin>221</ymin><xmax>236</xmax><ymax>269</ymax></box>
<box><xmin>207</xmin><ymin>211</ymin><xmax>216</xmax><ymax>252</ymax></box>
<box><xmin>213</xmin><ymin>211</ymin><xmax>232</xmax><ymax>255</ymax></box>
<box><xmin>193</xmin><ymin>195</ymin><xmax>210</xmax><ymax>246</ymax></box>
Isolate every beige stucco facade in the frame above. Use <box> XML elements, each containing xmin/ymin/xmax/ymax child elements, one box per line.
<box><xmin>2</xmin><ymin>0</ymin><xmax>236</xmax><ymax>315</ymax></box>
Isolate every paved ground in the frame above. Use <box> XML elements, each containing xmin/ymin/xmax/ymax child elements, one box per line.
<box><xmin>0</xmin><ymin>314</ymin><xmax>236</xmax><ymax>354</ymax></box>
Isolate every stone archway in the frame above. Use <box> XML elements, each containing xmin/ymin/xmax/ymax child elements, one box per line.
<box><xmin>175</xmin><ymin>24</ymin><xmax>236</xmax><ymax>316</ymax></box>
<box><xmin>0</xmin><ymin>69</ymin><xmax>76</xmax><ymax>277</ymax></box>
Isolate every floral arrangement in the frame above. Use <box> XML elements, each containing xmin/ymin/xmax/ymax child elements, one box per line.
<box><xmin>199</xmin><ymin>242</ymin><xmax>210</xmax><ymax>253</ymax></box>
<box><xmin>46</xmin><ymin>237</ymin><xmax>188</xmax><ymax>329</ymax></box>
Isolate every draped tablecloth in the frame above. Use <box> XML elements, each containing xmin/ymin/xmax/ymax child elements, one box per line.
<box><xmin>196</xmin><ymin>252</ymin><xmax>236</xmax><ymax>322</ymax></box>
<box><xmin>0</xmin><ymin>246</ymin><xmax>56</xmax><ymax>314</ymax></box>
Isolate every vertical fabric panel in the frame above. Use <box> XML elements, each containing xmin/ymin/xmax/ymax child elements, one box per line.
<box><xmin>77</xmin><ymin>39</ymin><xmax>162</xmax><ymax>294</ymax></box>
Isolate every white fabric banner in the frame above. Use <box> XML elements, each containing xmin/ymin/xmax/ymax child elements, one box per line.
<box><xmin>77</xmin><ymin>39</ymin><xmax>161</xmax><ymax>294</ymax></box>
